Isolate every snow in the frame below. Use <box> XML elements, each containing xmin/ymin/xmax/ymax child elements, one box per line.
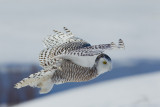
<box><xmin>0</xmin><ymin>0</ymin><xmax>160</xmax><ymax>63</ymax></box>
<box><xmin>16</xmin><ymin>71</ymin><xmax>160</xmax><ymax>107</ymax></box>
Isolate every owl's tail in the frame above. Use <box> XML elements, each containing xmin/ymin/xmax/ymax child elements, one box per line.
<box><xmin>14</xmin><ymin>69</ymin><xmax>55</xmax><ymax>94</ymax></box>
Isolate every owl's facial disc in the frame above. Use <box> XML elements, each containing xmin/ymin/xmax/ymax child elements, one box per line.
<box><xmin>95</xmin><ymin>54</ymin><xmax>112</xmax><ymax>75</ymax></box>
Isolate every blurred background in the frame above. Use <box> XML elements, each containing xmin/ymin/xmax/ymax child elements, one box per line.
<box><xmin>0</xmin><ymin>0</ymin><xmax>160</xmax><ymax>107</ymax></box>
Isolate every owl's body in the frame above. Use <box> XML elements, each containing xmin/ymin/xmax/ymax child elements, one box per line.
<box><xmin>15</xmin><ymin>27</ymin><xmax>124</xmax><ymax>94</ymax></box>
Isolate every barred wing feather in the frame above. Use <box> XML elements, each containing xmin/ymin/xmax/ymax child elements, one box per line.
<box><xmin>39</xmin><ymin>42</ymin><xmax>91</xmax><ymax>69</ymax></box>
<box><xmin>43</xmin><ymin>27</ymin><xmax>88</xmax><ymax>48</ymax></box>
<box><xmin>39</xmin><ymin>39</ymin><xmax>125</xmax><ymax>69</ymax></box>
<box><xmin>14</xmin><ymin>69</ymin><xmax>55</xmax><ymax>89</ymax></box>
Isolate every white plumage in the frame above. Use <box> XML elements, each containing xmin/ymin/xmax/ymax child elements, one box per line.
<box><xmin>15</xmin><ymin>27</ymin><xmax>125</xmax><ymax>94</ymax></box>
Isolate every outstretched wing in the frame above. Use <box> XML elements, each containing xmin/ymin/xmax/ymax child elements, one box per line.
<box><xmin>81</xmin><ymin>39</ymin><xmax>125</xmax><ymax>51</ymax></box>
<box><xmin>39</xmin><ymin>39</ymin><xmax>125</xmax><ymax>69</ymax></box>
<box><xmin>54</xmin><ymin>39</ymin><xmax>125</xmax><ymax>58</ymax></box>
<box><xmin>39</xmin><ymin>41</ymin><xmax>91</xmax><ymax>69</ymax></box>
<box><xmin>43</xmin><ymin>27</ymin><xmax>88</xmax><ymax>48</ymax></box>
<box><xmin>14</xmin><ymin>69</ymin><xmax>55</xmax><ymax>94</ymax></box>
<box><xmin>54</xmin><ymin>39</ymin><xmax>125</xmax><ymax>57</ymax></box>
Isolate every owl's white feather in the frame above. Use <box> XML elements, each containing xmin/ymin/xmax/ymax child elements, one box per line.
<box><xmin>43</xmin><ymin>27</ymin><xmax>87</xmax><ymax>48</ymax></box>
<box><xmin>56</xmin><ymin>55</ymin><xmax>98</xmax><ymax>67</ymax></box>
<box><xmin>14</xmin><ymin>69</ymin><xmax>55</xmax><ymax>94</ymax></box>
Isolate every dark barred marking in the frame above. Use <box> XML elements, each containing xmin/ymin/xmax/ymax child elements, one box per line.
<box><xmin>52</xmin><ymin>60</ymin><xmax>98</xmax><ymax>83</ymax></box>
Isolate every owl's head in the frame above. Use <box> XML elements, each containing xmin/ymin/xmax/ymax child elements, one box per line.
<box><xmin>95</xmin><ymin>53</ymin><xmax>112</xmax><ymax>75</ymax></box>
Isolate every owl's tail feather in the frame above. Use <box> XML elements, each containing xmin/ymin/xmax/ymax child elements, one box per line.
<box><xmin>14</xmin><ymin>69</ymin><xmax>55</xmax><ymax>94</ymax></box>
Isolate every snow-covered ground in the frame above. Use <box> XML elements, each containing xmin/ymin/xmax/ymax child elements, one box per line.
<box><xmin>16</xmin><ymin>71</ymin><xmax>160</xmax><ymax>107</ymax></box>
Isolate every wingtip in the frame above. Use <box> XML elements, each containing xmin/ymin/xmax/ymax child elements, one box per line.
<box><xmin>14</xmin><ymin>83</ymin><xmax>21</xmax><ymax>89</ymax></box>
<box><xmin>110</xmin><ymin>42</ymin><xmax>117</xmax><ymax>49</ymax></box>
<box><xmin>63</xmin><ymin>27</ymin><xmax>67</xmax><ymax>29</ymax></box>
<box><xmin>118</xmin><ymin>39</ymin><xmax>125</xmax><ymax>49</ymax></box>
<box><xmin>53</xmin><ymin>29</ymin><xmax>57</xmax><ymax>32</ymax></box>
<box><xmin>63</xmin><ymin>27</ymin><xmax>72</xmax><ymax>35</ymax></box>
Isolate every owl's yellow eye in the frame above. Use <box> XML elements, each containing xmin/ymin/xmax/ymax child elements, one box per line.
<box><xmin>103</xmin><ymin>61</ymin><xmax>107</xmax><ymax>64</ymax></box>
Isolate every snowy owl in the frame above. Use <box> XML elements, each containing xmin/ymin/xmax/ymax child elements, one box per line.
<box><xmin>14</xmin><ymin>27</ymin><xmax>125</xmax><ymax>94</ymax></box>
